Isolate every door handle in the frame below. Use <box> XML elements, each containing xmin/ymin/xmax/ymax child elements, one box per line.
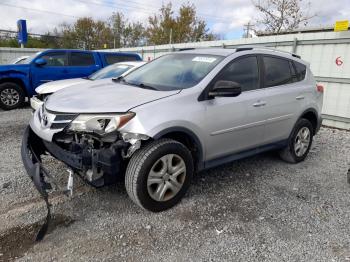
<box><xmin>296</xmin><ymin>95</ymin><xmax>305</xmax><ymax>100</ymax></box>
<box><xmin>253</xmin><ymin>101</ymin><xmax>266</xmax><ymax>107</ymax></box>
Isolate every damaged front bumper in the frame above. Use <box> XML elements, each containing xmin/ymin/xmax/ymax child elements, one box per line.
<box><xmin>21</xmin><ymin>125</ymin><xmax>127</xmax><ymax>191</ymax></box>
<box><xmin>21</xmin><ymin>126</ymin><xmax>52</xmax><ymax>199</ymax></box>
<box><xmin>21</xmin><ymin>126</ymin><xmax>61</xmax><ymax>241</ymax></box>
<box><xmin>21</xmin><ymin>125</ymin><xmax>128</xmax><ymax>240</ymax></box>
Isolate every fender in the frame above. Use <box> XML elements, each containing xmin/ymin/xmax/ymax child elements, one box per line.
<box><xmin>295</xmin><ymin>107</ymin><xmax>321</xmax><ymax>135</ymax></box>
<box><xmin>0</xmin><ymin>65</ymin><xmax>32</xmax><ymax>95</ymax></box>
<box><xmin>153</xmin><ymin>126</ymin><xmax>205</xmax><ymax>170</ymax></box>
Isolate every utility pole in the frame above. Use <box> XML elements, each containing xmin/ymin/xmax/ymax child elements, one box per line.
<box><xmin>243</xmin><ymin>22</ymin><xmax>254</xmax><ymax>38</ymax></box>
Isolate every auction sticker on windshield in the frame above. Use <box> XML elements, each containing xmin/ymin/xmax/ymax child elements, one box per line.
<box><xmin>192</xmin><ymin>57</ymin><xmax>217</xmax><ymax>63</ymax></box>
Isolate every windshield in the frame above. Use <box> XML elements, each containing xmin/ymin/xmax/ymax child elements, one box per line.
<box><xmin>89</xmin><ymin>63</ymin><xmax>133</xmax><ymax>80</ymax></box>
<box><xmin>123</xmin><ymin>53</ymin><xmax>223</xmax><ymax>91</ymax></box>
<box><xmin>16</xmin><ymin>52</ymin><xmax>42</xmax><ymax>64</ymax></box>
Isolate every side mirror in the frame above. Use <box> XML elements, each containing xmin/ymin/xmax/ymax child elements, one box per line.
<box><xmin>34</xmin><ymin>58</ymin><xmax>47</xmax><ymax>66</ymax></box>
<box><xmin>208</xmin><ymin>80</ymin><xmax>242</xmax><ymax>98</ymax></box>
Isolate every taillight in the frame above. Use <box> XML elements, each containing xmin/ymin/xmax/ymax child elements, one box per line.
<box><xmin>316</xmin><ymin>84</ymin><xmax>324</xmax><ymax>93</ymax></box>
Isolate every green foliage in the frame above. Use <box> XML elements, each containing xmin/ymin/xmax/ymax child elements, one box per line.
<box><xmin>0</xmin><ymin>34</ymin><xmax>60</xmax><ymax>48</ymax></box>
<box><xmin>109</xmin><ymin>12</ymin><xmax>146</xmax><ymax>48</ymax></box>
<box><xmin>147</xmin><ymin>3</ymin><xmax>216</xmax><ymax>45</ymax></box>
<box><xmin>0</xmin><ymin>2</ymin><xmax>217</xmax><ymax>49</ymax></box>
<box><xmin>58</xmin><ymin>17</ymin><xmax>113</xmax><ymax>49</ymax></box>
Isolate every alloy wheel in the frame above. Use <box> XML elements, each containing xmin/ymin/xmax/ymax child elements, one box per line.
<box><xmin>294</xmin><ymin>127</ymin><xmax>311</xmax><ymax>157</ymax></box>
<box><xmin>0</xmin><ymin>88</ymin><xmax>20</xmax><ymax>106</ymax></box>
<box><xmin>147</xmin><ymin>154</ymin><xmax>186</xmax><ymax>202</ymax></box>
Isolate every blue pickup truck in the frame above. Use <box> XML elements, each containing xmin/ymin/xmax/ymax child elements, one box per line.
<box><xmin>0</xmin><ymin>49</ymin><xmax>141</xmax><ymax>110</ymax></box>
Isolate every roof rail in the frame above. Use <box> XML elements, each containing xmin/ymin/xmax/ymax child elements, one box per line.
<box><xmin>232</xmin><ymin>45</ymin><xmax>301</xmax><ymax>59</ymax></box>
<box><xmin>235</xmin><ymin>47</ymin><xmax>253</xmax><ymax>52</ymax></box>
<box><xmin>177</xmin><ymin>48</ymin><xmax>196</xmax><ymax>51</ymax></box>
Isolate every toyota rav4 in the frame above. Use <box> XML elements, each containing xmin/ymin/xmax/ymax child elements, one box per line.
<box><xmin>22</xmin><ymin>47</ymin><xmax>323</xmax><ymax>213</ymax></box>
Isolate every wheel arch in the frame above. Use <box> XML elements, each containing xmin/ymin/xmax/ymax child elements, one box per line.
<box><xmin>153</xmin><ymin>127</ymin><xmax>204</xmax><ymax>171</ymax></box>
<box><xmin>298</xmin><ymin>108</ymin><xmax>320</xmax><ymax>135</ymax></box>
<box><xmin>0</xmin><ymin>78</ymin><xmax>28</xmax><ymax>97</ymax></box>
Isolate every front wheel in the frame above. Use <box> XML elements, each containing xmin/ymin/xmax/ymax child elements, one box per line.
<box><xmin>279</xmin><ymin>118</ymin><xmax>313</xmax><ymax>163</ymax></box>
<box><xmin>0</xmin><ymin>82</ymin><xmax>25</xmax><ymax>110</ymax></box>
<box><xmin>125</xmin><ymin>139</ymin><xmax>194</xmax><ymax>212</ymax></box>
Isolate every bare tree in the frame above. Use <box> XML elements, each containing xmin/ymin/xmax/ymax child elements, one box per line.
<box><xmin>252</xmin><ymin>0</ymin><xmax>315</xmax><ymax>34</ymax></box>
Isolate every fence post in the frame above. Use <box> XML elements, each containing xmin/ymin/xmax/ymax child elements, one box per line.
<box><xmin>292</xmin><ymin>37</ymin><xmax>298</xmax><ymax>53</ymax></box>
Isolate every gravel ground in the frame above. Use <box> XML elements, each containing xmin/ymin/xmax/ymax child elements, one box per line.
<box><xmin>0</xmin><ymin>107</ymin><xmax>349</xmax><ymax>262</ymax></box>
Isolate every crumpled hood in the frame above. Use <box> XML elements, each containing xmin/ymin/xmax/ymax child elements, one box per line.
<box><xmin>45</xmin><ymin>79</ymin><xmax>180</xmax><ymax>113</ymax></box>
<box><xmin>35</xmin><ymin>78</ymin><xmax>88</xmax><ymax>94</ymax></box>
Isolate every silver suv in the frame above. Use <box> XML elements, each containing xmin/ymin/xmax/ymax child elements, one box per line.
<box><xmin>22</xmin><ymin>47</ymin><xmax>323</xmax><ymax>212</ymax></box>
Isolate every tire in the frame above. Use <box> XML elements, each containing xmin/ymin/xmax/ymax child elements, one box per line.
<box><xmin>0</xmin><ymin>82</ymin><xmax>25</xmax><ymax>110</ymax></box>
<box><xmin>125</xmin><ymin>138</ymin><xmax>194</xmax><ymax>212</ymax></box>
<box><xmin>279</xmin><ymin>118</ymin><xmax>313</xmax><ymax>163</ymax></box>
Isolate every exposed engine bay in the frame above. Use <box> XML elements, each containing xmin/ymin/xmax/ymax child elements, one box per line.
<box><xmin>46</xmin><ymin>129</ymin><xmax>149</xmax><ymax>186</ymax></box>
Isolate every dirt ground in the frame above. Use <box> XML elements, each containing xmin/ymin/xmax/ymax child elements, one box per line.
<box><xmin>0</xmin><ymin>107</ymin><xmax>349</xmax><ymax>262</ymax></box>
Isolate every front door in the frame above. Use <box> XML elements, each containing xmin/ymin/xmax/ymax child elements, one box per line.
<box><xmin>65</xmin><ymin>51</ymin><xmax>101</xmax><ymax>79</ymax></box>
<box><xmin>31</xmin><ymin>51</ymin><xmax>68</xmax><ymax>88</ymax></box>
<box><xmin>203</xmin><ymin>55</ymin><xmax>268</xmax><ymax>161</ymax></box>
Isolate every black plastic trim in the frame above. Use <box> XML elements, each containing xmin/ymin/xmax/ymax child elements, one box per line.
<box><xmin>204</xmin><ymin>140</ymin><xmax>288</xmax><ymax>170</ymax></box>
<box><xmin>153</xmin><ymin>127</ymin><xmax>205</xmax><ymax>170</ymax></box>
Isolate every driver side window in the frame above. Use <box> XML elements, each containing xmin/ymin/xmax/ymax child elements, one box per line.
<box><xmin>215</xmin><ymin>56</ymin><xmax>259</xmax><ymax>92</ymax></box>
<box><xmin>40</xmin><ymin>52</ymin><xmax>67</xmax><ymax>67</ymax></box>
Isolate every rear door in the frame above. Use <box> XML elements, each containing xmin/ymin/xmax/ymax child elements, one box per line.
<box><xmin>203</xmin><ymin>55</ymin><xmax>268</xmax><ymax>161</ymax></box>
<box><xmin>261</xmin><ymin>55</ymin><xmax>306</xmax><ymax>143</ymax></box>
<box><xmin>65</xmin><ymin>51</ymin><xmax>101</xmax><ymax>79</ymax></box>
<box><xmin>30</xmin><ymin>51</ymin><xmax>68</xmax><ymax>88</ymax></box>
<box><xmin>101</xmin><ymin>53</ymin><xmax>140</xmax><ymax>66</ymax></box>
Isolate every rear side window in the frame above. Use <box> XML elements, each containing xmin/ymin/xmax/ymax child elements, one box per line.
<box><xmin>70</xmin><ymin>52</ymin><xmax>95</xmax><ymax>66</ymax></box>
<box><xmin>215</xmin><ymin>56</ymin><xmax>259</xmax><ymax>92</ymax></box>
<box><xmin>41</xmin><ymin>52</ymin><xmax>67</xmax><ymax>67</ymax></box>
<box><xmin>294</xmin><ymin>61</ymin><xmax>307</xmax><ymax>81</ymax></box>
<box><xmin>263</xmin><ymin>56</ymin><xmax>293</xmax><ymax>87</ymax></box>
<box><xmin>105</xmin><ymin>54</ymin><xmax>138</xmax><ymax>65</ymax></box>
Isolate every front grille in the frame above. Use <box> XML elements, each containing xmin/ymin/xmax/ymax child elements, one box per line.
<box><xmin>54</xmin><ymin>114</ymin><xmax>77</xmax><ymax>122</ymax></box>
<box><xmin>50</xmin><ymin>122</ymin><xmax>71</xmax><ymax>129</ymax></box>
<box><xmin>39</xmin><ymin>106</ymin><xmax>78</xmax><ymax>130</ymax></box>
<box><xmin>49</xmin><ymin>113</ymin><xmax>78</xmax><ymax>130</ymax></box>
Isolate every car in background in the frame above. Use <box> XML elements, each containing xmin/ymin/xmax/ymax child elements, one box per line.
<box><xmin>30</xmin><ymin>61</ymin><xmax>146</xmax><ymax>110</ymax></box>
<box><xmin>12</xmin><ymin>56</ymin><xmax>30</xmax><ymax>64</ymax></box>
<box><xmin>0</xmin><ymin>49</ymin><xmax>141</xmax><ymax>110</ymax></box>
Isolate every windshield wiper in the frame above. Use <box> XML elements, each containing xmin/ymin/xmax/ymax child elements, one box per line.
<box><xmin>112</xmin><ymin>76</ymin><xmax>124</xmax><ymax>82</ymax></box>
<box><xmin>83</xmin><ymin>76</ymin><xmax>93</xmax><ymax>81</ymax></box>
<box><xmin>138</xmin><ymin>83</ymin><xmax>158</xmax><ymax>90</ymax></box>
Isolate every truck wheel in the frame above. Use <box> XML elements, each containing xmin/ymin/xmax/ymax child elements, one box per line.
<box><xmin>125</xmin><ymin>139</ymin><xmax>194</xmax><ymax>212</ymax></box>
<box><xmin>0</xmin><ymin>82</ymin><xmax>25</xmax><ymax>110</ymax></box>
<box><xmin>279</xmin><ymin>118</ymin><xmax>313</xmax><ymax>163</ymax></box>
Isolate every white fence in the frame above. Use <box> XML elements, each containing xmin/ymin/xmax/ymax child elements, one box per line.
<box><xmin>1</xmin><ymin>31</ymin><xmax>350</xmax><ymax>129</ymax></box>
<box><xmin>0</xmin><ymin>47</ymin><xmax>43</xmax><ymax>64</ymax></box>
<box><xmin>107</xmin><ymin>31</ymin><xmax>350</xmax><ymax>129</ymax></box>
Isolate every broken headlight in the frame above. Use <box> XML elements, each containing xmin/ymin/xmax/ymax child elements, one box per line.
<box><xmin>68</xmin><ymin>112</ymin><xmax>135</xmax><ymax>134</ymax></box>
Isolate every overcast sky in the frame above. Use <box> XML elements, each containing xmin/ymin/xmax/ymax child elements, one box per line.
<box><xmin>0</xmin><ymin>0</ymin><xmax>350</xmax><ymax>39</ymax></box>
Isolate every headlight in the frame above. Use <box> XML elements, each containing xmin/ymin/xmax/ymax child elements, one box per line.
<box><xmin>68</xmin><ymin>112</ymin><xmax>135</xmax><ymax>134</ymax></box>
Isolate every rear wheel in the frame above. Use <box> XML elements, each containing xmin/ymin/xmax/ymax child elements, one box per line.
<box><xmin>0</xmin><ymin>82</ymin><xmax>25</xmax><ymax>110</ymax></box>
<box><xmin>279</xmin><ymin>118</ymin><xmax>313</xmax><ymax>163</ymax></box>
<box><xmin>125</xmin><ymin>139</ymin><xmax>194</xmax><ymax>212</ymax></box>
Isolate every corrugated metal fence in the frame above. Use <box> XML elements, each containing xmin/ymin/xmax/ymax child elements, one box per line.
<box><xmin>105</xmin><ymin>31</ymin><xmax>350</xmax><ymax>129</ymax></box>
<box><xmin>1</xmin><ymin>31</ymin><xmax>350</xmax><ymax>129</ymax></box>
